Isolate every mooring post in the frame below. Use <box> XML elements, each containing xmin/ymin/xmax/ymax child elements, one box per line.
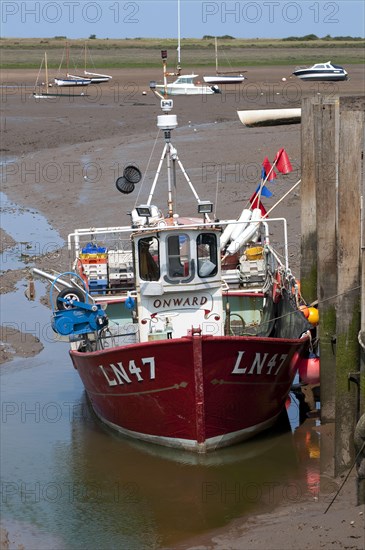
<box><xmin>359</xmin><ymin>103</ymin><xmax>365</xmax><ymax>419</ymax></box>
<box><xmin>300</xmin><ymin>96</ymin><xmax>319</xmax><ymax>304</ymax></box>
<box><xmin>315</xmin><ymin>97</ymin><xmax>339</xmax><ymax>427</ymax></box>
<box><xmin>335</xmin><ymin>106</ymin><xmax>364</xmax><ymax>474</ymax></box>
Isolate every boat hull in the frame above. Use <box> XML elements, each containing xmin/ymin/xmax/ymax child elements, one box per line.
<box><xmin>203</xmin><ymin>75</ymin><xmax>245</xmax><ymax>84</ymax></box>
<box><xmin>68</xmin><ymin>72</ymin><xmax>112</xmax><ymax>84</ymax></box>
<box><xmin>237</xmin><ymin>108</ymin><xmax>301</xmax><ymax>127</ymax></box>
<box><xmin>155</xmin><ymin>84</ymin><xmax>216</xmax><ymax>96</ymax></box>
<box><xmin>293</xmin><ymin>70</ymin><xmax>348</xmax><ymax>81</ymax></box>
<box><xmin>70</xmin><ymin>334</ymin><xmax>309</xmax><ymax>452</ymax></box>
<box><xmin>54</xmin><ymin>78</ymin><xmax>91</xmax><ymax>87</ymax></box>
<box><xmin>33</xmin><ymin>93</ymin><xmax>63</xmax><ymax>99</ymax></box>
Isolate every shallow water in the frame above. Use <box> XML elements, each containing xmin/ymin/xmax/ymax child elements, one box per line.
<box><xmin>0</xmin><ymin>191</ymin><xmax>64</xmax><ymax>272</ymax></box>
<box><xmin>0</xmin><ymin>281</ymin><xmax>323</xmax><ymax>550</ymax></box>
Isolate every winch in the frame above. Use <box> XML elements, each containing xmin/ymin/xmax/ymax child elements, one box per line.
<box><xmin>50</xmin><ymin>274</ymin><xmax>108</xmax><ymax>337</ymax></box>
<box><xmin>52</xmin><ymin>300</ymin><xmax>108</xmax><ymax>336</ymax></box>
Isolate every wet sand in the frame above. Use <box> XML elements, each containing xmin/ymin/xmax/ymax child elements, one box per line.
<box><xmin>1</xmin><ymin>66</ymin><xmax>365</xmax><ymax>548</ymax></box>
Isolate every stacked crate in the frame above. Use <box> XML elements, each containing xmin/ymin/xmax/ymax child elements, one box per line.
<box><xmin>79</xmin><ymin>243</ymin><xmax>108</xmax><ymax>295</ymax></box>
<box><xmin>108</xmin><ymin>250</ymin><xmax>134</xmax><ymax>290</ymax></box>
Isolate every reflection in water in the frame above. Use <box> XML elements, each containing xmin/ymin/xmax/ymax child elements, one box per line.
<box><xmin>1</xmin><ymin>285</ymin><xmax>323</xmax><ymax>549</ymax></box>
<box><xmin>62</xmin><ymin>396</ymin><xmax>302</xmax><ymax>548</ymax></box>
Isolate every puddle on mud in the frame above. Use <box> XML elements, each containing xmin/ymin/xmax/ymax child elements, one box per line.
<box><xmin>0</xmin><ymin>191</ymin><xmax>64</xmax><ymax>271</ymax></box>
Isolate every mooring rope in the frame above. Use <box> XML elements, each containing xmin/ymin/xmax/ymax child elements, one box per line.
<box><xmin>324</xmin><ymin>440</ymin><xmax>365</xmax><ymax>514</ymax></box>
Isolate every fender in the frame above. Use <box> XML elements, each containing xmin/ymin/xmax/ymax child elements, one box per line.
<box><xmin>226</xmin><ymin>208</ymin><xmax>262</xmax><ymax>255</ymax></box>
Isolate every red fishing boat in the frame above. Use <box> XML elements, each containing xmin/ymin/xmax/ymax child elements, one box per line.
<box><xmin>35</xmin><ymin>95</ymin><xmax>315</xmax><ymax>452</ymax></box>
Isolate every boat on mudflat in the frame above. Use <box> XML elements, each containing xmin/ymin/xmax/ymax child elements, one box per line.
<box><xmin>54</xmin><ymin>43</ymin><xmax>92</xmax><ymax>87</ymax></box>
<box><xmin>33</xmin><ymin>96</ymin><xmax>317</xmax><ymax>453</ymax></box>
<box><xmin>293</xmin><ymin>61</ymin><xmax>348</xmax><ymax>81</ymax></box>
<box><xmin>54</xmin><ymin>76</ymin><xmax>91</xmax><ymax>87</ymax></box>
<box><xmin>155</xmin><ymin>73</ymin><xmax>220</xmax><ymax>96</ymax></box>
<box><xmin>203</xmin><ymin>74</ymin><xmax>245</xmax><ymax>85</ymax></box>
<box><xmin>66</xmin><ymin>42</ymin><xmax>112</xmax><ymax>84</ymax></box>
<box><xmin>237</xmin><ymin>108</ymin><xmax>301</xmax><ymax>127</ymax></box>
<box><xmin>203</xmin><ymin>37</ymin><xmax>246</xmax><ymax>85</ymax></box>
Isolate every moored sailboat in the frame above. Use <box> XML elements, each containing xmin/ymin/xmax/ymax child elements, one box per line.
<box><xmin>33</xmin><ymin>52</ymin><xmax>65</xmax><ymax>99</ymax></box>
<box><xmin>54</xmin><ymin>43</ymin><xmax>91</xmax><ymax>87</ymax></box>
<box><xmin>203</xmin><ymin>37</ymin><xmax>246</xmax><ymax>85</ymax></box>
<box><xmin>67</xmin><ymin>42</ymin><xmax>112</xmax><ymax>84</ymax></box>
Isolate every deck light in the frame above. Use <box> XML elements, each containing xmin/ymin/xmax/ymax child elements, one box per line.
<box><xmin>136</xmin><ymin>205</ymin><xmax>153</xmax><ymax>218</ymax></box>
<box><xmin>198</xmin><ymin>201</ymin><xmax>213</xmax><ymax>214</ymax></box>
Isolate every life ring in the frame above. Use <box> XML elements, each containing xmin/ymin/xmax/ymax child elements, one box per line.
<box><xmin>272</xmin><ymin>270</ymin><xmax>282</xmax><ymax>303</ymax></box>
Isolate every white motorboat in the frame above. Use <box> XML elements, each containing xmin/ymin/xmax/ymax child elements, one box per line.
<box><xmin>293</xmin><ymin>61</ymin><xmax>348</xmax><ymax>81</ymax></box>
<box><xmin>155</xmin><ymin>73</ymin><xmax>219</xmax><ymax>96</ymax></box>
<box><xmin>154</xmin><ymin>1</ymin><xmax>220</xmax><ymax>96</ymax></box>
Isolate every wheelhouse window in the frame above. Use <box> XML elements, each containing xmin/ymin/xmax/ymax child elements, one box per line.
<box><xmin>197</xmin><ymin>233</ymin><xmax>218</xmax><ymax>278</ymax></box>
<box><xmin>138</xmin><ymin>237</ymin><xmax>160</xmax><ymax>281</ymax></box>
<box><xmin>167</xmin><ymin>234</ymin><xmax>190</xmax><ymax>278</ymax></box>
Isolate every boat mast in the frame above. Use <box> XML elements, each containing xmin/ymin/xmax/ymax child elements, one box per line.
<box><xmin>215</xmin><ymin>37</ymin><xmax>218</xmax><ymax>75</ymax></box>
<box><xmin>66</xmin><ymin>41</ymin><xmax>70</xmax><ymax>75</ymax></box>
<box><xmin>176</xmin><ymin>0</ymin><xmax>181</xmax><ymax>72</ymax></box>
<box><xmin>45</xmin><ymin>52</ymin><xmax>49</xmax><ymax>94</ymax></box>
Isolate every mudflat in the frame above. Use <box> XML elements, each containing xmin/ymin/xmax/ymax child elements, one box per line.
<box><xmin>2</xmin><ymin>65</ymin><xmax>364</xmax><ymax>237</ymax></box>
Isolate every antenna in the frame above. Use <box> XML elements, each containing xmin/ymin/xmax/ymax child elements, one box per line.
<box><xmin>141</xmin><ymin>92</ymin><xmax>214</xmax><ymax>220</ymax></box>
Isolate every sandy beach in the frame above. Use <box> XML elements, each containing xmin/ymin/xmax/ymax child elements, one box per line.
<box><xmin>1</xmin><ymin>65</ymin><xmax>365</xmax><ymax>548</ymax></box>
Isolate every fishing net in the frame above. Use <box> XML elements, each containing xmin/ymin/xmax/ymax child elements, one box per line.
<box><xmin>257</xmin><ymin>290</ymin><xmax>312</xmax><ymax>339</ymax></box>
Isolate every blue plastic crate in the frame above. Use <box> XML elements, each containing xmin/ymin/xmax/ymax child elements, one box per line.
<box><xmin>82</xmin><ymin>242</ymin><xmax>107</xmax><ymax>254</ymax></box>
<box><xmin>88</xmin><ymin>279</ymin><xmax>108</xmax><ymax>295</ymax></box>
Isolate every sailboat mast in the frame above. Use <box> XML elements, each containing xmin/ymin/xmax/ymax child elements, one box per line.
<box><xmin>45</xmin><ymin>52</ymin><xmax>49</xmax><ymax>93</ymax></box>
<box><xmin>66</xmin><ymin>41</ymin><xmax>69</xmax><ymax>74</ymax></box>
<box><xmin>215</xmin><ymin>37</ymin><xmax>218</xmax><ymax>74</ymax></box>
<box><xmin>177</xmin><ymin>0</ymin><xmax>181</xmax><ymax>70</ymax></box>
